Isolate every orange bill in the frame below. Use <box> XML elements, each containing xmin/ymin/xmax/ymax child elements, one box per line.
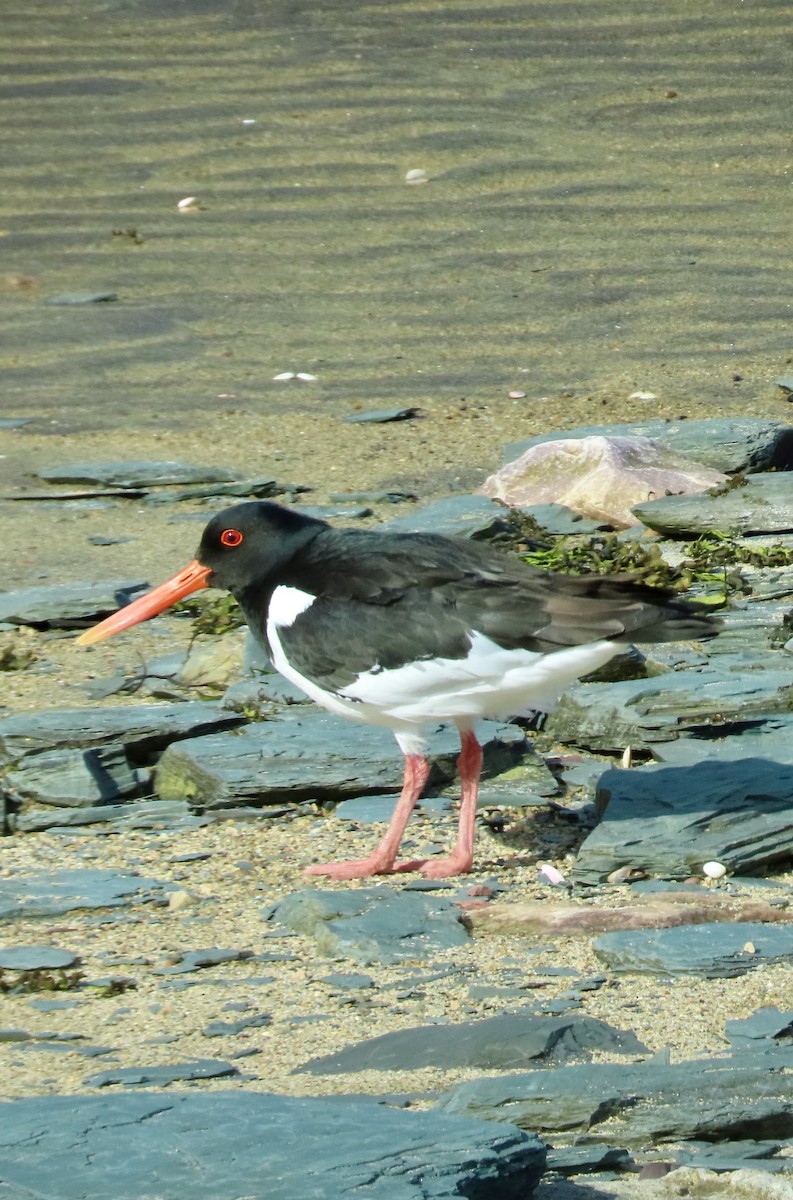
<box><xmin>76</xmin><ymin>559</ymin><xmax>212</xmax><ymax>645</ymax></box>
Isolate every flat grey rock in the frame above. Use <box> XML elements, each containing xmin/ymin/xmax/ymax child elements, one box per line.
<box><xmin>152</xmin><ymin>948</ymin><xmax>254</xmax><ymax>975</ymax></box>
<box><xmin>298</xmin><ymin>1013</ymin><xmax>647</xmax><ymax>1074</ymax></box>
<box><xmin>36</xmin><ymin>461</ymin><xmax>237</xmax><ymax>488</ymax></box>
<box><xmin>143</xmin><ymin>476</ymin><xmax>303</xmax><ymax>503</ymax></box>
<box><xmin>273</xmin><ymin>886</ymin><xmax>470</xmax><ymax>964</ymax></box>
<box><xmin>343</xmin><ymin>406</ymin><xmax>419</xmax><ymax>423</ymax></box>
<box><xmin>44</xmin><ymin>292</ymin><xmax>117</xmax><ymax>304</ymax></box>
<box><xmin>380</xmin><ymin>495</ymin><xmax>518</xmax><ymax>540</ymax></box>
<box><xmin>725</xmin><ymin>1006</ymin><xmax>793</xmax><ymax>1049</ymax></box>
<box><xmin>503</xmin><ymin>418</ymin><xmax>793</xmax><ymax>474</ymax></box>
<box><xmin>573</xmin><ymin>757</ymin><xmax>793</xmax><ymax>882</ymax></box>
<box><xmin>514</xmin><ymin>502</ymin><xmax>607</xmax><ymax>535</ymax></box>
<box><xmin>545</xmin><ymin>665</ymin><xmax>793</xmax><ymax>752</ymax></box>
<box><xmin>592</xmin><ymin>922</ymin><xmax>793</xmax><ymax>977</ymax></box>
<box><xmin>84</xmin><ymin>1059</ymin><xmax>239</xmax><ymax>1087</ymax></box>
<box><xmin>15</xmin><ymin>799</ymin><xmax>193</xmax><ymax>833</ymax></box>
<box><xmin>0</xmin><ymin>869</ymin><xmax>175</xmax><ymax>920</ymax></box>
<box><xmin>155</xmin><ymin>711</ymin><xmax>525</xmax><ymax>810</ymax></box>
<box><xmin>649</xmin><ymin>714</ymin><xmax>793</xmax><ymax>767</ymax></box>
<box><xmin>0</xmin><ymin>1091</ymin><xmax>546</xmax><ymax>1199</ymax></box>
<box><xmin>203</xmin><ymin>1012</ymin><xmax>272</xmax><ymax>1037</ymax></box>
<box><xmin>0</xmin><ymin>701</ymin><xmax>245</xmax><ymax>764</ymax></box>
<box><xmin>632</xmin><ymin>472</ymin><xmax>793</xmax><ymax>536</ymax></box>
<box><xmin>5</xmin><ymin>744</ymin><xmax>143</xmax><ymax>808</ymax></box>
<box><xmin>0</xmin><ymin>945</ymin><xmax>78</xmax><ymax>970</ymax></box>
<box><xmin>437</xmin><ymin>1050</ymin><xmax>793</xmax><ymax>1148</ymax></box>
<box><xmin>0</xmin><ymin>580</ymin><xmax>149</xmax><ymax>627</ymax></box>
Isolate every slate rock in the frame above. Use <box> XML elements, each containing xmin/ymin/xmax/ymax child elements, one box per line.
<box><xmin>503</xmin><ymin>417</ymin><xmax>793</xmax><ymax>474</ymax></box>
<box><xmin>725</xmin><ymin>1007</ymin><xmax>793</xmax><ymax>1050</ymax></box>
<box><xmin>0</xmin><ymin>946</ymin><xmax>78</xmax><ymax>970</ymax></box>
<box><xmin>84</xmin><ymin>1059</ymin><xmax>239</xmax><ymax>1088</ymax></box>
<box><xmin>298</xmin><ymin>1012</ymin><xmax>647</xmax><ymax>1075</ymax></box>
<box><xmin>0</xmin><ymin>869</ymin><xmax>175</xmax><ymax>920</ymax></box>
<box><xmin>380</xmin><ymin>495</ymin><xmax>519</xmax><ymax>540</ymax></box>
<box><xmin>573</xmin><ymin>758</ymin><xmax>793</xmax><ymax>883</ymax></box>
<box><xmin>649</xmin><ymin>714</ymin><xmax>793</xmax><ymax>768</ymax></box>
<box><xmin>343</xmin><ymin>406</ymin><xmax>420</xmax><ymax>424</ymax></box>
<box><xmin>44</xmin><ymin>292</ymin><xmax>117</xmax><ymax>304</ymax></box>
<box><xmin>14</xmin><ymin>799</ymin><xmax>193</xmax><ymax>833</ymax></box>
<box><xmin>5</xmin><ymin>745</ymin><xmax>143</xmax><ymax>808</ymax></box>
<box><xmin>0</xmin><ymin>701</ymin><xmax>246</xmax><ymax>764</ymax></box>
<box><xmin>36</xmin><ymin>461</ymin><xmax>237</xmax><ymax>488</ymax></box>
<box><xmin>152</xmin><ymin>948</ymin><xmax>254</xmax><ymax>975</ymax></box>
<box><xmin>545</xmin><ymin>1145</ymin><xmax>633</xmax><ymax>1176</ymax></box>
<box><xmin>633</xmin><ymin>473</ymin><xmax>793</xmax><ymax>536</ymax></box>
<box><xmin>512</xmin><ymin>502</ymin><xmax>607</xmax><ymax>536</ymax></box>
<box><xmin>0</xmin><ymin>580</ymin><xmax>149</xmax><ymax>627</ymax></box>
<box><xmin>155</xmin><ymin>711</ymin><xmax>525</xmax><ymax>810</ymax></box>
<box><xmin>545</xmin><ymin>666</ymin><xmax>793</xmax><ymax>752</ymax></box>
<box><xmin>143</xmin><ymin>476</ymin><xmax>304</xmax><ymax>504</ymax></box>
<box><xmin>675</xmin><ymin>1140</ymin><xmax>788</xmax><ymax>1174</ymax></box>
<box><xmin>436</xmin><ymin>1050</ymin><xmax>793</xmax><ymax>1144</ymax></box>
<box><xmin>273</xmin><ymin>886</ymin><xmax>470</xmax><ymax>964</ymax></box>
<box><xmin>592</xmin><ymin>922</ymin><xmax>793</xmax><ymax>978</ymax></box>
<box><xmin>0</xmin><ymin>1091</ymin><xmax>546</xmax><ymax>1199</ymax></box>
<box><xmin>203</xmin><ymin>1012</ymin><xmax>272</xmax><ymax>1037</ymax></box>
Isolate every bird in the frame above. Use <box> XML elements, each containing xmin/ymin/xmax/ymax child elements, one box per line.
<box><xmin>77</xmin><ymin>500</ymin><xmax>721</xmax><ymax>879</ymax></box>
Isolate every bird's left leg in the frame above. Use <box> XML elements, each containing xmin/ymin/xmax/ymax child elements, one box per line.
<box><xmin>420</xmin><ymin>726</ymin><xmax>483</xmax><ymax>878</ymax></box>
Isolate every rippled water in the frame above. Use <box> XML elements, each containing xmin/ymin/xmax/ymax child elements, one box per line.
<box><xmin>2</xmin><ymin>0</ymin><xmax>790</xmax><ymax>431</ymax></box>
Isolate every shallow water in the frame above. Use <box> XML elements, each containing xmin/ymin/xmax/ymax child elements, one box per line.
<box><xmin>2</xmin><ymin>0</ymin><xmax>791</xmax><ymax>437</ymax></box>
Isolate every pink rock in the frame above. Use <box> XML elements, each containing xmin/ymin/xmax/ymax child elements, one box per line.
<box><xmin>481</xmin><ymin>436</ymin><xmax>727</xmax><ymax>528</ymax></box>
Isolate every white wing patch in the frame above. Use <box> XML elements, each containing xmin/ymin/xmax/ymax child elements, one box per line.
<box><xmin>268</xmin><ymin>585</ymin><xmax>316</xmax><ymax>628</ymax></box>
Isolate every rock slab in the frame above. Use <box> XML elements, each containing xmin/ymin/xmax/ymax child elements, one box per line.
<box><xmin>0</xmin><ymin>1091</ymin><xmax>546</xmax><ymax>1199</ymax></box>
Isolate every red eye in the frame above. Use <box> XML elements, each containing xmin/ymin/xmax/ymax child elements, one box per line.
<box><xmin>220</xmin><ymin>528</ymin><xmax>244</xmax><ymax>547</ymax></box>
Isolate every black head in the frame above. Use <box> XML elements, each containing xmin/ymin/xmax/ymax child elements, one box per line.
<box><xmin>196</xmin><ymin>502</ymin><xmax>328</xmax><ymax>595</ymax></box>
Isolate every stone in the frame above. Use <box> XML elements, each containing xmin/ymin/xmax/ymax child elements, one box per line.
<box><xmin>0</xmin><ymin>1091</ymin><xmax>546</xmax><ymax>1199</ymax></box>
<box><xmin>154</xmin><ymin>711</ymin><xmax>526</xmax><ymax>810</ymax></box>
<box><xmin>592</xmin><ymin>922</ymin><xmax>793</xmax><ymax>977</ymax></box>
<box><xmin>381</xmin><ymin>495</ymin><xmax>520</xmax><ymax>540</ymax></box>
<box><xmin>0</xmin><ymin>946</ymin><xmax>78</xmax><ymax>970</ymax></box>
<box><xmin>502</xmin><ymin>418</ymin><xmax>793</xmax><ymax>474</ymax></box>
<box><xmin>633</xmin><ymin>473</ymin><xmax>793</xmax><ymax>536</ymax></box>
<box><xmin>0</xmin><ymin>701</ymin><xmax>246</xmax><ymax>764</ymax></box>
<box><xmin>272</xmin><ymin>886</ymin><xmax>470</xmax><ymax>964</ymax></box>
<box><xmin>573</xmin><ymin>758</ymin><xmax>793</xmax><ymax>883</ymax></box>
<box><xmin>203</xmin><ymin>1012</ymin><xmax>272</xmax><ymax>1037</ymax></box>
<box><xmin>35</xmin><ymin>461</ymin><xmax>237</xmax><ymax>488</ymax></box>
<box><xmin>5</xmin><ymin>745</ymin><xmax>143</xmax><ymax>808</ymax></box>
<box><xmin>0</xmin><ymin>580</ymin><xmax>149</xmax><ymax>627</ymax></box>
<box><xmin>83</xmin><ymin>1059</ymin><xmax>239</xmax><ymax>1087</ymax></box>
<box><xmin>343</xmin><ymin>406</ymin><xmax>420</xmax><ymax>423</ymax></box>
<box><xmin>152</xmin><ymin>948</ymin><xmax>254</xmax><ymax>975</ymax></box>
<box><xmin>297</xmin><ymin>1012</ymin><xmax>647</xmax><ymax>1074</ymax></box>
<box><xmin>0</xmin><ymin>869</ymin><xmax>176</xmax><ymax>920</ymax></box>
<box><xmin>482</xmin><ymin>435</ymin><xmax>726</xmax><ymax>528</ymax></box>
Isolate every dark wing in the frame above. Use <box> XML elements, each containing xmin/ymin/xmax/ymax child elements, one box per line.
<box><xmin>276</xmin><ymin>529</ymin><xmax>720</xmax><ymax>692</ymax></box>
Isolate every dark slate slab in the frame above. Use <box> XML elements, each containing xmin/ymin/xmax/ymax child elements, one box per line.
<box><xmin>14</xmin><ymin>799</ymin><xmax>194</xmax><ymax>833</ymax></box>
<box><xmin>5</xmin><ymin>745</ymin><xmax>143</xmax><ymax>808</ymax></box>
<box><xmin>143</xmin><ymin>476</ymin><xmax>304</xmax><ymax>504</ymax></box>
<box><xmin>573</xmin><ymin>758</ymin><xmax>793</xmax><ymax>883</ymax></box>
<box><xmin>0</xmin><ymin>580</ymin><xmax>149</xmax><ymax>627</ymax></box>
<box><xmin>436</xmin><ymin>1050</ymin><xmax>793</xmax><ymax>1144</ymax></box>
<box><xmin>632</xmin><ymin>473</ymin><xmax>793</xmax><ymax>536</ymax></box>
<box><xmin>155</xmin><ymin>711</ymin><xmax>526</xmax><ymax>810</ymax></box>
<box><xmin>649</xmin><ymin>714</ymin><xmax>793</xmax><ymax>767</ymax></box>
<box><xmin>513</xmin><ymin>503</ymin><xmax>607</xmax><ymax>536</ymax></box>
<box><xmin>0</xmin><ymin>946</ymin><xmax>78</xmax><ymax>970</ymax></box>
<box><xmin>725</xmin><ymin>1007</ymin><xmax>793</xmax><ymax>1050</ymax></box>
<box><xmin>36</xmin><ymin>461</ymin><xmax>237</xmax><ymax>488</ymax></box>
<box><xmin>0</xmin><ymin>701</ymin><xmax>246</xmax><ymax>765</ymax></box>
<box><xmin>380</xmin><ymin>495</ymin><xmax>518</xmax><ymax>540</ymax></box>
<box><xmin>675</xmin><ymin>1140</ymin><xmax>788</xmax><ymax>1174</ymax></box>
<box><xmin>545</xmin><ymin>666</ymin><xmax>793</xmax><ymax>752</ymax></box>
<box><xmin>0</xmin><ymin>1091</ymin><xmax>545</xmax><ymax>1200</ymax></box>
<box><xmin>44</xmin><ymin>292</ymin><xmax>117</xmax><ymax>305</ymax></box>
<box><xmin>503</xmin><ymin>418</ymin><xmax>793</xmax><ymax>474</ymax></box>
<box><xmin>152</xmin><ymin>948</ymin><xmax>254</xmax><ymax>975</ymax></box>
<box><xmin>298</xmin><ymin>1013</ymin><xmax>647</xmax><ymax>1075</ymax></box>
<box><xmin>0</xmin><ymin>869</ymin><xmax>175</xmax><ymax>921</ymax></box>
<box><xmin>273</xmin><ymin>886</ymin><xmax>470</xmax><ymax>965</ymax></box>
<box><xmin>84</xmin><ymin>1059</ymin><xmax>240</xmax><ymax>1088</ymax></box>
<box><xmin>592</xmin><ymin>923</ymin><xmax>793</xmax><ymax>978</ymax></box>
<box><xmin>343</xmin><ymin>406</ymin><xmax>420</xmax><ymax>424</ymax></box>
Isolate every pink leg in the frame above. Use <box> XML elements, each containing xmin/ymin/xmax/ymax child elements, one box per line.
<box><xmin>421</xmin><ymin>728</ymin><xmax>483</xmax><ymax>878</ymax></box>
<box><xmin>304</xmin><ymin>753</ymin><xmax>431</xmax><ymax>880</ymax></box>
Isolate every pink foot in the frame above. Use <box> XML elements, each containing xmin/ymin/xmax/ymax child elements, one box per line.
<box><xmin>304</xmin><ymin>856</ymin><xmax>428</xmax><ymax>881</ymax></box>
<box><xmin>419</xmin><ymin>853</ymin><xmax>475</xmax><ymax>879</ymax></box>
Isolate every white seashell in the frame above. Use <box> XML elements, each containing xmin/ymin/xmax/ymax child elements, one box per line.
<box><xmin>177</xmin><ymin>196</ymin><xmax>197</xmax><ymax>210</ymax></box>
<box><xmin>620</xmin><ymin>746</ymin><xmax>632</xmax><ymax>769</ymax></box>
<box><xmin>702</xmin><ymin>860</ymin><xmax>727</xmax><ymax>879</ymax></box>
<box><xmin>405</xmin><ymin>168</ymin><xmax>428</xmax><ymax>184</ymax></box>
<box><xmin>628</xmin><ymin>390</ymin><xmax>657</xmax><ymax>401</ymax></box>
<box><xmin>742</xmin><ymin>941</ymin><xmax>757</xmax><ymax>954</ymax></box>
<box><xmin>296</xmin><ymin>372</ymin><xmax>318</xmax><ymax>381</ymax></box>
<box><xmin>538</xmin><ymin>863</ymin><xmax>565</xmax><ymax>886</ymax></box>
<box><xmin>273</xmin><ymin>371</ymin><xmax>296</xmax><ymax>381</ymax></box>
<box><xmin>508</xmin><ymin>390</ymin><xmax>527</xmax><ymax>399</ymax></box>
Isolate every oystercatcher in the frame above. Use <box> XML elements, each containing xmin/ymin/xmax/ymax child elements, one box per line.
<box><xmin>78</xmin><ymin>501</ymin><xmax>721</xmax><ymax>878</ymax></box>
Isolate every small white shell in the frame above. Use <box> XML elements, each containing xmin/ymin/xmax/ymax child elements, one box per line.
<box><xmin>177</xmin><ymin>196</ymin><xmax>197</xmax><ymax>210</ymax></box>
<box><xmin>273</xmin><ymin>371</ymin><xmax>296</xmax><ymax>381</ymax></box>
<box><xmin>538</xmin><ymin>863</ymin><xmax>565</xmax><ymax>886</ymax></box>
<box><xmin>702</xmin><ymin>860</ymin><xmax>727</xmax><ymax>879</ymax></box>
<box><xmin>405</xmin><ymin>168</ymin><xmax>428</xmax><ymax>184</ymax></box>
<box><xmin>296</xmin><ymin>372</ymin><xmax>318</xmax><ymax>381</ymax></box>
<box><xmin>508</xmin><ymin>390</ymin><xmax>527</xmax><ymax>399</ymax></box>
<box><xmin>628</xmin><ymin>390</ymin><xmax>657</xmax><ymax>401</ymax></box>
